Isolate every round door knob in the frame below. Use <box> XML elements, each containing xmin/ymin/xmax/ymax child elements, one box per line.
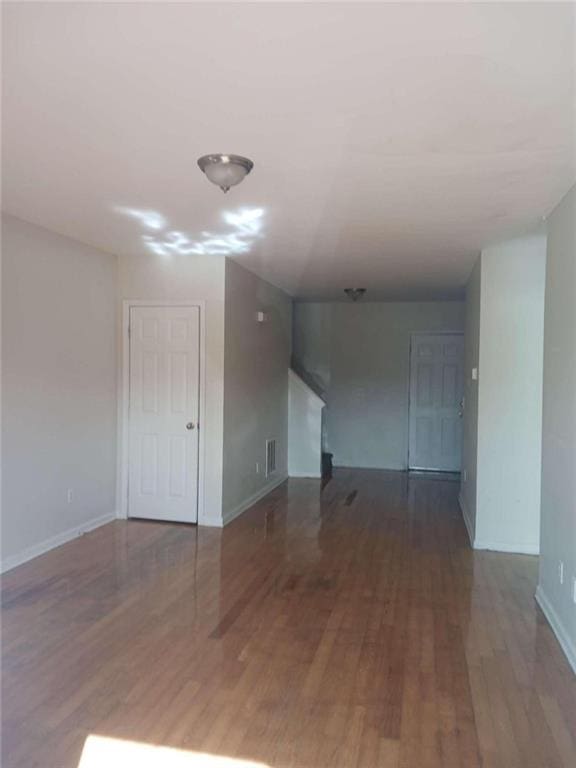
<box><xmin>186</xmin><ymin>422</ymin><xmax>195</xmax><ymax>430</ymax></box>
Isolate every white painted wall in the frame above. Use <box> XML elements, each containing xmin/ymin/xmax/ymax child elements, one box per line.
<box><xmin>292</xmin><ymin>302</ymin><xmax>465</xmax><ymax>470</ymax></box>
<box><xmin>117</xmin><ymin>252</ymin><xmax>225</xmax><ymax>525</ymax></box>
<box><xmin>536</xmin><ymin>186</ymin><xmax>576</xmax><ymax>672</ymax></box>
<box><xmin>1</xmin><ymin>215</ymin><xmax>117</xmax><ymax>570</ymax></box>
<box><xmin>288</xmin><ymin>370</ymin><xmax>324</xmax><ymax>478</ymax></box>
<box><xmin>460</xmin><ymin>231</ymin><xmax>546</xmax><ymax>555</ymax></box>
<box><xmin>222</xmin><ymin>260</ymin><xmax>292</xmax><ymax>523</ymax></box>
<box><xmin>476</xmin><ymin>233</ymin><xmax>546</xmax><ymax>553</ymax></box>
<box><xmin>459</xmin><ymin>259</ymin><xmax>481</xmax><ymax>542</ymax></box>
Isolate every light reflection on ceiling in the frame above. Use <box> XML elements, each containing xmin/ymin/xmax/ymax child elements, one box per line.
<box><xmin>115</xmin><ymin>207</ymin><xmax>167</xmax><ymax>231</ymax></box>
<box><xmin>115</xmin><ymin>206</ymin><xmax>265</xmax><ymax>257</ymax></box>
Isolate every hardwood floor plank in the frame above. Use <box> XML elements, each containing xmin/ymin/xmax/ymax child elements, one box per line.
<box><xmin>2</xmin><ymin>469</ymin><xmax>575</xmax><ymax>767</ymax></box>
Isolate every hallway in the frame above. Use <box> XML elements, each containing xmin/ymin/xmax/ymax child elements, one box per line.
<box><xmin>2</xmin><ymin>470</ymin><xmax>575</xmax><ymax>767</ymax></box>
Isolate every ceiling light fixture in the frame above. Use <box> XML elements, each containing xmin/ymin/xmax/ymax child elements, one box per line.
<box><xmin>197</xmin><ymin>154</ymin><xmax>254</xmax><ymax>193</ymax></box>
<box><xmin>344</xmin><ymin>288</ymin><xmax>367</xmax><ymax>302</ymax></box>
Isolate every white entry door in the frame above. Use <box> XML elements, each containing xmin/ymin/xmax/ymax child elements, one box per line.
<box><xmin>408</xmin><ymin>333</ymin><xmax>464</xmax><ymax>472</ymax></box>
<box><xmin>128</xmin><ymin>306</ymin><xmax>200</xmax><ymax>522</ymax></box>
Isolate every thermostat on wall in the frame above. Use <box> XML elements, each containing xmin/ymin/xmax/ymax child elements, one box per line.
<box><xmin>256</xmin><ymin>311</ymin><xmax>267</xmax><ymax>323</ymax></box>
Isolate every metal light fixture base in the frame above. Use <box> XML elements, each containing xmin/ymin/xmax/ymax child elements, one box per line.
<box><xmin>197</xmin><ymin>154</ymin><xmax>254</xmax><ymax>193</ymax></box>
<box><xmin>344</xmin><ymin>288</ymin><xmax>367</xmax><ymax>302</ymax></box>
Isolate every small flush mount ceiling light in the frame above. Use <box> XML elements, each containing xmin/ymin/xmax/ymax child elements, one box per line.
<box><xmin>197</xmin><ymin>154</ymin><xmax>254</xmax><ymax>193</ymax></box>
<box><xmin>344</xmin><ymin>288</ymin><xmax>367</xmax><ymax>302</ymax></box>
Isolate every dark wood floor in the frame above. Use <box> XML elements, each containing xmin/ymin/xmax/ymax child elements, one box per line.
<box><xmin>2</xmin><ymin>469</ymin><xmax>575</xmax><ymax>767</ymax></box>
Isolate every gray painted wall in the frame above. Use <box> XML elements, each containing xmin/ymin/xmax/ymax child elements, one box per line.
<box><xmin>460</xmin><ymin>258</ymin><xmax>481</xmax><ymax>541</ymax></box>
<box><xmin>117</xmin><ymin>250</ymin><xmax>226</xmax><ymax>525</ymax></box>
<box><xmin>222</xmin><ymin>260</ymin><xmax>292</xmax><ymax>520</ymax></box>
<box><xmin>538</xmin><ymin>185</ymin><xmax>576</xmax><ymax>668</ymax></box>
<box><xmin>293</xmin><ymin>301</ymin><xmax>465</xmax><ymax>470</ymax></box>
<box><xmin>2</xmin><ymin>215</ymin><xmax>117</xmax><ymax>567</ymax></box>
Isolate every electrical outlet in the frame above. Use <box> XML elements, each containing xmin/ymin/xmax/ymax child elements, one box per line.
<box><xmin>559</xmin><ymin>561</ymin><xmax>564</xmax><ymax>585</ymax></box>
<box><xmin>472</xmin><ymin>367</ymin><xmax>478</xmax><ymax>381</ymax></box>
<box><xmin>67</xmin><ymin>489</ymin><xmax>73</xmax><ymax>504</ymax></box>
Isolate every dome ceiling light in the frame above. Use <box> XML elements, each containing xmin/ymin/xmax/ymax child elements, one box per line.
<box><xmin>197</xmin><ymin>154</ymin><xmax>254</xmax><ymax>193</ymax></box>
<box><xmin>344</xmin><ymin>288</ymin><xmax>367</xmax><ymax>302</ymax></box>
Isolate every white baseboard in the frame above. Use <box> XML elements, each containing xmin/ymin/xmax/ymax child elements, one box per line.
<box><xmin>457</xmin><ymin>493</ymin><xmax>538</xmax><ymax>555</ymax></box>
<box><xmin>288</xmin><ymin>472</ymin><xmax>321</xmax><ymax>479</ymax></box>
<box><xmin>222</xmin><ymin>474</ymin><xmax>288</xmax><ymax>527</ymax></box>
<box><xmin>473</xmin><ymin>540</ymin><xmax>539</xmax><ymax>556</ymax></box>
<box><xmin>0</xmin><ymin>512</ymin><xmax>116</xmax><ymax>574</ymax></box>
<box><xmin>333</xmin><ymin>462</ymin><xmax>406</xmax><ymax>471</ymax></box>
<box><xmin>535</xmin><ymin>586</ymin><xmax>576</xmax><ymax>675</ymax></box>
<box><xmin>458</xmin><ymin>492</ymin><xmax>475</xmax><ymax>547</ymax></box>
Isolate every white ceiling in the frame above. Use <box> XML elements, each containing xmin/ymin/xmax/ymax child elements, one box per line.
<box><xmin>2</xmin><ymin>2</ymin><xmax>574</xmax><ymax>300</ymax></box>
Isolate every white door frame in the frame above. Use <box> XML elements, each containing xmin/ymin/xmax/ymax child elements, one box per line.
<box><xmin>407</xmin><ymin>330</ymin><xmax>464</xmax><ymax>471</ymax></box>
<box><xmin>118</xmin><ymin>299</ymin><xmax>206</xmax><ymax>523</ymax></box>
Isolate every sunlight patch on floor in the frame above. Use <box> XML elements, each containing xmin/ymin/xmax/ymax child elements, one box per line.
<box><xmin>78</xmin><ymin>735</ymin><xmax>269</xmax><ymax>768</ymax></box>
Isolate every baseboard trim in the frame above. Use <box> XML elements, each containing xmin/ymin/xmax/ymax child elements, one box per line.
<box><xmin>473</xmin><ymin>540</ymin><xmax>539</xmax><ymax>556</ymax></box>
<box><xmin>535</xmin><ymin>586</ymin><xmax>576</xmax><ymax>675</ymax></box>
<box><xmin>457</xmin><ymin>493</ymin><xmax>538</xmax><ymax>555</ymax></box>
<box><xmin>288</xmin><ymin>472</ymin><xmax>322</xmax><ymax>479</ymax></box>
<box><xmin>458</xmin><ymin>492</ymin><xmax>475</xmax><ymax>547</ymax></box>
<box><xmin>333</xmin><ymin>463</ymin><xmax>406</xmax><ymax>471</ymax></box>
<box><xmin>222</xmin><ymin>474</ymin><xmax>288</xmax><ymax>527</ymax></box>
<box><xmin>0</xmin><ymin>512</ymin><xmax>116</xmax><ymax>574</ymax></box>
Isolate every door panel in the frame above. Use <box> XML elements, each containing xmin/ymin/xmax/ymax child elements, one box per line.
<box><xmin>416</xmin><ymin>363</ymin><xmax>434</xmax><ymax>406</ymax></box>
<box><xmin>409</xmin><ymin>333</ymin><xmax>464</xmax><ymax>471</ymax></box>
<box><xmin>128</xmin><ymin>306</ymin><xmax>200</xmax><ymax>522</ymax></box>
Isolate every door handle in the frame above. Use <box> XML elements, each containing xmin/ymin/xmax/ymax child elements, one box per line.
<box><xmin>186</xmin><ymin>422</ymin><xmax>196</xmax><ymax>430</ymax></box>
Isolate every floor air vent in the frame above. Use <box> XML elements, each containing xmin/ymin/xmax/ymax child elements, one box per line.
<box><xmin>344</xmin><ymin>490</ymin><xmax>358</xmax><ymax>506</ymax></box>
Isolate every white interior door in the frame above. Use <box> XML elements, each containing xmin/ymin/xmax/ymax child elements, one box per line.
<box><xmin>128</xmin><ymin>306</ymin><xmax>200</xmax><ymax>522</ymax></box>
<box><xmin>408</xmin><ymin>333</ymin><xmax>464</xmax><ymax>472</ymax></box>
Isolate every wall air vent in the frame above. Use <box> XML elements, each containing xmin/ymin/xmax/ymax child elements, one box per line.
<box><xmin>266</xmin><ymin>439</ymin><xmax>277</xmax><ymax>478</ymax></box>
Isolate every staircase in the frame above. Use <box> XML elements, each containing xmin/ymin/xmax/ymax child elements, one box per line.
<box><xmin>288</xmin><ymin>369</ymin><xmax>325</xmax><ymax>478</ymax></box>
